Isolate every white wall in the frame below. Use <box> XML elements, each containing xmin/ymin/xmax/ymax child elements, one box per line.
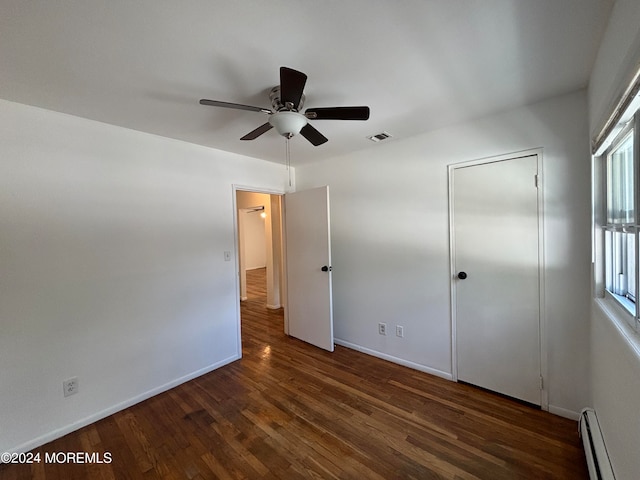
<box><xmin>0</xmin><ymin>99</ymin><xmax>288</xmax><ymax>453</ymax></box>
<box><xmin>591</xmin><ymin>302</ymin><xmax>640</xmax><ymax>480</ymax></box>
<box><xmin>237</xmin><ymin>192</ymin><xmax>270</xmax><ymax>271</ymax></box>
<box><xmin>295</xmin><ymin>90</ymin><xmax>592</xmax><ymax>416</ymax></box>
<box><xmin>588</xmin><ymin>1</ymin><xmax>640</xmax><ymax>479</ymax></box>
<box><xmin>243</xmin><ymin>211</ymin><xmax>267</xmax><ymax>270</ymax></box>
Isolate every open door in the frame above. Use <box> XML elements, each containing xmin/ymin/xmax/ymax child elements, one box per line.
<box><xmin>284</xmin><ymin>186</ymin><xmax>334</xmax><ymax>352</ymax></box>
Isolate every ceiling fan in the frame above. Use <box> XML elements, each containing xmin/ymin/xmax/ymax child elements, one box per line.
<box><xmin>199</xmin><ymin>67</ymin><xmax>370</xmax><ymax>146</ymax></box>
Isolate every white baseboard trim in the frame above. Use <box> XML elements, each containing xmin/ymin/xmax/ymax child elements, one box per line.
<box><xmin>240</xmin><ymin>296</ymin><xmax>248</xmax><ymax>301</ymax></box>
<box><xmin>334</xmin><ymin>339</ymin><xmax>453</xmax><ymax>381</ymax></box>
<box><xmin>6</xmin><ymin>354</ymin><xmax>240</xmax><ymax>456</ymax></box>
<box><xmin>266</xmin><ymin>304</ymin><xmax>281</xmax><ymax>310</ymax></box>
<box><xmin>335</xmin><ymin>340</ymin><xmax>579</xmax><ymax>420</ymax></box>
<box><xmin>548</xmin><ymin>404</ymin><xmax>580</xmax><ymax>421</ymax></box>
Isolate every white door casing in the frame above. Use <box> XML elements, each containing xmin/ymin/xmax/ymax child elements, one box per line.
<box><xmin>450</xmin><ymin>152</ymin><xmax>544</xmax><ymax>406</ymax></box>
<box><xmin>284</xmin><ymin>186</ymin><xmax>334</xmax><ymax>352</ymax></box>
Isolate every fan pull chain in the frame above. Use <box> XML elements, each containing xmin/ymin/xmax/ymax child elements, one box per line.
<box><xmin>286</xmin><ymin>137</ymin><xmax>292</xmax><ymax>187</ymax></box>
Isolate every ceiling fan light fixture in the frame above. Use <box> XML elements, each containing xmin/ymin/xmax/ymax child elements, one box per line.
<box><xmin>269</xmin><ymin>111</ymin><xmax>308</xmax><ymax>138</ymax></box>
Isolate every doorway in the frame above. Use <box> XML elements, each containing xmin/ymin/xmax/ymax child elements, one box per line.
<box><xmin>236</xmin><ymin>190</ymin><xmax>284</xmax><ymax>310</ymax></box>
<box><xmin>449</xmin><ymin>150</ymin><xmax>546</xmax><ymax>408</ymax></box>
<box><xmin>234</xmin><ymin>185</ymin><xmax>335</xmax><ymax>354</ymax></box>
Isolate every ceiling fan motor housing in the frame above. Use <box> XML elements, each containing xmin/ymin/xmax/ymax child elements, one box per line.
<box><xmin>269</xmin><ymin>86</ymin><xmax>305</xmax><ymax>112</ymax></box>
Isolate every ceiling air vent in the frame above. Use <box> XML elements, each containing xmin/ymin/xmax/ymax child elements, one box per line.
<box><xmin>367</xmin><ymin>131</ymin><xmax>392</xmax><ymax>142</ymax></box>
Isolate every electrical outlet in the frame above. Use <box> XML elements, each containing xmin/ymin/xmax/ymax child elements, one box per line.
<box><xmin>63</xmin><ymin>377</ymin><xmax>78</xmax><ymax>397</ymax></box>
<box><xmin>378</xmin><ymin>322</ymin><xmax>387</xmax><ymax>335</ymax></box>
<box><xmin>396</xmin><ymin>325</ymin><xmax>404</xmax><ymax>338</ymax></box>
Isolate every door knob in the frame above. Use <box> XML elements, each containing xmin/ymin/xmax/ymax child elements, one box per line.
<box><xmin>457</xmin><ymin>271</ymin><xmax>467</xmax><ymax>280</ymax></box>
<box><xmin>321</xmin><ymin>265</ymin><xmax>332</xmax><ymax>272</ymax></box>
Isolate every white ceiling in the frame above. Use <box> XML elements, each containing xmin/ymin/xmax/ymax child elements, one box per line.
<box><xmin>0</xmin><ymin>0</ymin><xmax>613</xmax><ymax>166</ymax></box>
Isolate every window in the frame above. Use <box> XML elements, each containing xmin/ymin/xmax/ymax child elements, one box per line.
<box><xmin>602</xmin><ymin>118</ymin><xmax>638</xmax><ymax>320</ymax></box>
<box><xmin>606</xmin><ymin>132</ymin><xmax>634</xmax><ymax>224</ymax></box>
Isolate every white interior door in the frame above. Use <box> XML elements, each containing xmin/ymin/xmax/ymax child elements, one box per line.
<box><xmin>452</xmin><ymin>154</ymin><xmax>541</xmax><ymax>405</ymax></box>
<box><xmin>284</xmin><ymin>186</ymin><xmax>334</xmax><ymax>352</ymax></box>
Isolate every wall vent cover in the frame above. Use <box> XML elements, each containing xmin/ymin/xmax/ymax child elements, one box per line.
<box><xmin>367</xmin><ymin>131</ymin><xmax>392</xmax><ymax>142</ymax></box>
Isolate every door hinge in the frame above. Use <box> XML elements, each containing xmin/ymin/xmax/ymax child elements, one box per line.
<box><xmin>539</xmin><ymin>375</ymin><xmax>544</xmax><ymax>390</ymax></box>
<box><xmin>534</xmin><ymin>174</ymin><xmax>539</xmax><ymax>188</ymax></box>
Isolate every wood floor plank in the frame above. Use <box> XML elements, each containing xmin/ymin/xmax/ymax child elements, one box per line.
<box><xmin>0</xmin><ymin>267</ymin><xmax>588</xmax><ymax>479</ymax></box>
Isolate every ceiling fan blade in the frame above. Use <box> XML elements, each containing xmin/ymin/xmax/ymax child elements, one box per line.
<box><xmin>199</xmin><ymin>99</ymin><xmax>271</xmax><ymax>114</ymax></box>
<box><xmin>305</xmin><ymin>106</ymin><xmax>370</xmax><ymax>120</ymax></box>
<box><xmin>280</xmin><ymin>67</ymin><xmax>307</xmax><ymax>109</ymax></box>
<box><xmin>240</xmin><ymin>122</ymin><xmax>273</xmax><ymax>140</ymax></box>
<box><xmin>300</xmin><ymin>124</ymin><xmax>328</xmax><ymax>146</ymax></box>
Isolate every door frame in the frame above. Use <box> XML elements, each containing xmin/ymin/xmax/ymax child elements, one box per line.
<box><xmin>447</xmin><ymin>148</ymin><xmax>548</xmax><ymax>410</ymax></box>
<box><xmin>232</xmin><ymin>184</ymin><xmax>287</xmax><ymax>357</ymax></box>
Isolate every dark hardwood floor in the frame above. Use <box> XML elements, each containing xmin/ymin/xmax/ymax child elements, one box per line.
<box><xmin>1</xmin><ymin>267</ymin><xmax>588</xmax><ymax>479</ymax></box>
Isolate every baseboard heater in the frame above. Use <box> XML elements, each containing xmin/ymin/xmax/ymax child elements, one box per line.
<box><xmin>579</xmin><ymin>408</ymin><xmax>615</xmax><ymax>480</ymax></box>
